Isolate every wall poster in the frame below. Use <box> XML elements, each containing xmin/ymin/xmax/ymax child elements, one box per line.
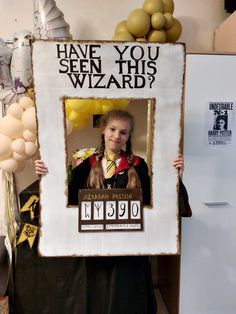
<box><xmin>206</xmin><ymin>101</ymin><xmax>236</xmax><ymax>146</ymax></box>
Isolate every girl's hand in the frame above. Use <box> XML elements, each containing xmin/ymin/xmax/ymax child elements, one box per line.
<box><xmin>172</xmin><ymin>154</ymin><xmax>184</xmax><ymax>175</ymax></box>
<box><xmin>34</xmin><ymin>160</ymin><xmax>48</xmax><ymax>176</ymax></box>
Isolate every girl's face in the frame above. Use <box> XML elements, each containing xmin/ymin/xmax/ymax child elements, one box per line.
<box><xmin>103</xmin><ymin>118</ymin><xmax>131</xmax><ymax>154</ymax></box>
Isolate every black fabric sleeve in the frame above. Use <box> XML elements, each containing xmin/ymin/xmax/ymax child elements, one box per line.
<box><xmin>135</xmin><ymin>159</ymin><xmax>151</xmax><ymax>206</ymax></box>
<box><xmin>178</xmin><ymin>179</ymin><xmax>192</xmax><ymax>217</ymax></box>
<box><xmin>68</xmin><ymin>159</ymin><xmax>91</xmax><ymax>205</ymax></box>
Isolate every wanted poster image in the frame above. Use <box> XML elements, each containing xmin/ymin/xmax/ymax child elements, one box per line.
<box><xmin>206</xmin><ymin>102</ymin><xmax>236</xmax><ymax>146</ymax></box>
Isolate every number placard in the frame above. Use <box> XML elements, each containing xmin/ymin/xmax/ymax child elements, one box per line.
<box><xmin>78</xmin><ymin>189</ymin><xmax>143</xmax><ymax>232</ymax></box>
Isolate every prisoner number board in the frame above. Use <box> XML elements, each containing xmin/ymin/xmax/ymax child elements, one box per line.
<box><xmin>78</xmin><ymin>188</ymin><xmax>143</xmax><ymax>232</ymax></box>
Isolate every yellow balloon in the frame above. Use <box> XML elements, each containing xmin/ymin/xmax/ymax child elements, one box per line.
<box><xmin>147</xmin><ymin>29</ymin><xmax>166</xmax><ymax>43</ymax></box>
<box><xmin>73</xmin><ymin>115</ymin><xmax>89</xmax><ymax>130</ymax></box>
<box><xmin>69</xmin><ymin>110</ymin><xmax>79</xmax><ymax>122</ymax></box>
<box><xmin>112</xmin><ymin>30</ymin><xmax>135</xmax><ymax>42</ymax></box>
<box><xmin>151</xmin><ymin>12</ymin><xmax>165</xmax><ymax>30</ymax></box>
<box><xmin>127</xmin><ymin>9</ymin><xmax>151</xmax><ymax>37</ymax></box>
<box><xmin>115</xmin><ymin>20</ymin><xmax>128</xmax><ymax>34</ymax></box>
<box><xmin>89</xmin><ymin>100</ymin><xmax>103</xmax><ymax>115</ymax></box>
<box><xmin>143</xmin><ymin>0</ymin><xmax>164</xmax><ymax>15</ymax></box>
<box><xmin>101</xmin><ymin>100</ymin><xmax>114</xmax><ymax>114</ymax></box>
<box><xmin>65</xmin><ymin>101</ymin><xmax>72</xmax><ymax>118</ymax></box>
<box><xmin>166</xmin><ymin>18</ymin><xmax>182</xmax><ymax>42</ymax></box>
<box><xmin>162</xmin><ymin>0</ymin><xmax>174</xmax><ymax>13</ymax></box>
<box><xmin>65</xmin><ymin>99</ymin><xmax>91</xmax><ymax>112</ymax></box>
<box><xmin>112</xmin><ymin>99</ymin><xmax>129</xmax><ymax>110</ymax></box>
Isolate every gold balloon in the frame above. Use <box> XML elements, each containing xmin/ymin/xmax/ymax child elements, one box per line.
<box><xmin>115</xmin><ymin>20</ymin><xmax>128</xmax><ymax>34</ymax></box>
<box><xmin>147</xmin><ymin>29</ymin><xmax>166</xmax><ymax>43</ymax></box>
<box><xmin>166</xmin><ymin>18</ymin><xmax>182</xmax><ymax>42</ymax></box>
<box><xmin>143</xmin><ymin>0</ymin><xmax>164</xmax><ymax>15</ymax></box>
<box><xmin>126</xmin><ymin>9</ymin><xmax>151</xmax><ymax>37</ymax></box>
<box><xmin>164</xmin><ymin>12</ymin><xmax>174</xmax><ymax>29</ymax></box>
<box><xmin>151</xmin><ymin>12</ymin><xmax>165</xmax><ymax>30</ymax></box>
<box><xmin>27</xmin><ymin>88</ymin><xmax>35</xmax><ymax>100</ymax></box>
<box><xmin>136</xmin><ymin>38</ymin><xmax>147</xmax><ymax>42</ymax></box>
<box><xmin>112</xmin><ymin>30</ymin><xmax>135</xmax><ymax>42</ymax></box>
<box><xmin>162</xmin><ymin>0</ymin><xmax>174</xmax><ymax>13</ymax></box>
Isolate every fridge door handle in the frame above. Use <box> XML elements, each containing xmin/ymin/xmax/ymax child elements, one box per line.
<box><xmin>204</xmin><ymin>201</ymin><xmax>229</xmax><ymax>206</ymax></box>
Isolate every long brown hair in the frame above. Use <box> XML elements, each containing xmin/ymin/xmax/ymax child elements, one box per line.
<box><xmin>87</xmin><ymin>109</ymin><xmax>141</xmax><ymax>189</ymax></box>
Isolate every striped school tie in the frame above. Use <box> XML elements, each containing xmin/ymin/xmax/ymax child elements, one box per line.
<box><xmin>105</xmin><ymin>152</ymin><xmax>119</xmax><ymax>178</ymax></box>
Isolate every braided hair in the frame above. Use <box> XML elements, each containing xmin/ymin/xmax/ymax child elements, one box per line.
<box><xmin>87</xmin><ymin>109</ymin><xmax>141</xmax><ymax>188</ymax></box>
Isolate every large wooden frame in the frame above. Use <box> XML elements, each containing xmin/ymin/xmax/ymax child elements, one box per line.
<box><xmin>32</xmin><ymin>40</ymin><xmax>185</xmax><ymax>256</ymax></box>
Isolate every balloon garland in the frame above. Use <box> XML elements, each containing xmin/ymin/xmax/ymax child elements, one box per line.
<box><xmin>112</xmin><ymin>0</ymin><xmax>182</xmax><ymax>43</ymax></box>
<box><xmin>65</xmin><ymin>98</ymin><xmax>130</xmax><ymax>130</ymax></box>
<box><xmin>0</xmin><ymin>0</ymin><xmax>73</xmax><ymax>173</ymax></box>
<box><xmin>0</xmin><ymin>96</ymin><xmax>38</xmax><ymax>173</ymax></box>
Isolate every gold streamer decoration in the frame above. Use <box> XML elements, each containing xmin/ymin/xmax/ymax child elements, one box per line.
<box><xmin>2</xmin><ymin>171</ymin><xmax>20</xmax><ymax>251</ymax></box>
<box><xmin>20</xmin><ymin>195</ymin><xmax>39</xmax><ymax>220</ymax></box>
<box><xmin>17</xmin><ymin>223</ymin><xmax>38</xmax><ymax>248</ymax></box>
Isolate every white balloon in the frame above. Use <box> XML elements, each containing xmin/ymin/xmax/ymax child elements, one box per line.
<box><xmin>19</xmin><ymin>96</ymin><xmax>34</xmax><ymax>109</ymax></box>
<box><xmin>21</xmin><ymin>107</ymin><xmax>37</xmax><ymax>132</ymax></box>
<box><xmin>24</xmin><ymin>141</ymin><xmax>37</xmax><ymax>156</ymax></box>
<box><xmin>23</xmin><ymin>129</ymin><xmax>37</xmax><ymax>142</ymax></box>
<box><xmin>7</xmin><ymin>102</ymin><xmax>24</xmax><ymax>119</ymax></box>
<box><xmin>12</xmin><ymin>151</ymin><xmax>27</xmax><ymax>161</ymax></box>
<box><xmin>0</xmin><ymin>133</ymin><xmax>12</xmax><ymax>161</ymax></box>
<box><xmin>11</xmin><ymin>138</ymin><xmax>25</xmax><ymax>153</ymax></box>
<box><xmin>0</xmin><ymin>158</ymin><xmax>18</xmax><ymax>173</ymax></box>
<box><xmin>0</xmin><ymin>115</ymin><xmax>24</xmax><ymax>139</ymax></box>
